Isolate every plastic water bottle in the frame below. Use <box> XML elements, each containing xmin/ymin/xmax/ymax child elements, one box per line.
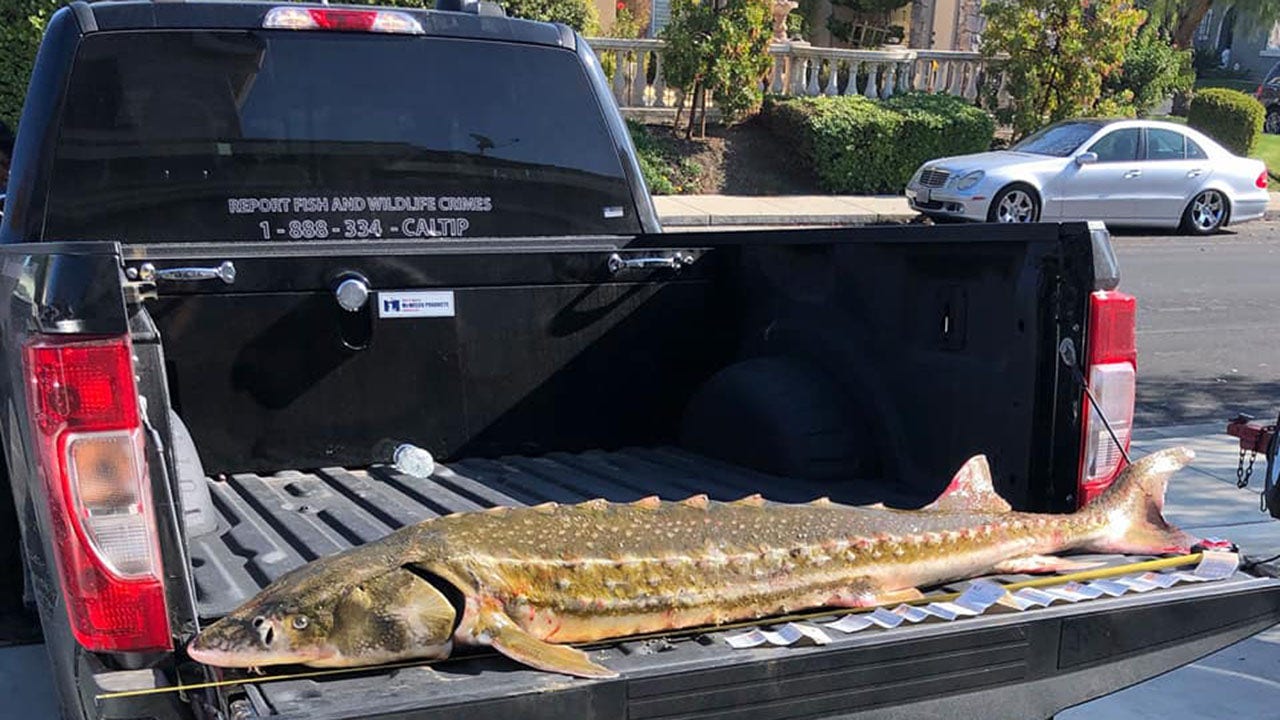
<box><xmin>387</xmin><ymin>442</ymin><xmax>436</xmax><ymax>478</ymax></box>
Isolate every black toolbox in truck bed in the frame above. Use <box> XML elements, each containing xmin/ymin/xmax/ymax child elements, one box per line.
<box><xmin>181</xmin><ymin>448</ymin><xmax>1280</xmax><ymax>720</ymax></box>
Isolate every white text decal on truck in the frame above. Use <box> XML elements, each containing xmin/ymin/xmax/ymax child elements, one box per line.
<box><xmin>377</xmin><ymin>291</ymin><xmax>456</xmax><ymax>318</ymax></box>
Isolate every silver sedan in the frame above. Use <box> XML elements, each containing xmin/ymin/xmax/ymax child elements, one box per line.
<box><xmin>904</xmin><ymin>119</ymin><xmax>1270</xmax><ymax>234</ymax></box>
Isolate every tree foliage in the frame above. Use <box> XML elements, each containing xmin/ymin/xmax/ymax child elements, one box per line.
<box><xmin>828</xmin><ymin>0</ymin><xmax>910</xmax><ymax>12</ymax></box>
<box><xmin>981</xmin><ymin>0</ymin><xmax>1145</xmax><ymax>138</ymax></box>
<box><xmin>1103</xmin><ymin>23</ymin><xmax>1194</xmax><ymax>116</ymax></box>
<box><xmin>0</xmin><ymin>0</ymin><xmax>60</xmax><ymax>131</ymax></box>
<box><xmin>661</xmin><ymin>0</ymin><xmax>773</xmax><ymax>137</ymax></box>
<box><xmin>1143</xmin><ymin>0</ymin><xmax>1280</xmax><ymax>49</ymax></box>
<box><xmin>497</xmin><ymin>0</ymin><xmax>599</xmax><ymax>32</ymax></box>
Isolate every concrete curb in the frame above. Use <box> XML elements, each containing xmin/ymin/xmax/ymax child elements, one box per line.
<box><xmin>658</xmin><ymin>212</ymin><xmax>913</xmax><ymax>227</ymax></box>
<box><xmin>656</xmin><ymin>193</ymin><xmax>1280</xmax><ymax>228</ymax></box>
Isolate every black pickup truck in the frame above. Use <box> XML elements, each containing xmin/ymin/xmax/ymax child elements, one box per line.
<box><xmin>1</xmin><ymin>2</ymin><xmax>1278</xmax><ymax>719</ymax></box>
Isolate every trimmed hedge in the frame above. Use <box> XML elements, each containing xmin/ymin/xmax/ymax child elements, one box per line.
<box><xmin>0</xmin><ymin>0</ymin><xmax>61</xmax><ymax>131</ymax></box>
<box><xmin>762</xmin><ymin>93</ymin><xmax>995</xmax><ymax>194</ymax></box>
<box><xmin>1187</xmin><ymin>87</ymin><xmax>1264</xmax><ymax>156</ymax></box>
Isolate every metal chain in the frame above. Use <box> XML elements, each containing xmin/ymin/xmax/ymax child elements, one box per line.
<box><xmin>1238</xmin><ymin>447</ymin><xmax>1256</xmax><ymax>489</ymax></box>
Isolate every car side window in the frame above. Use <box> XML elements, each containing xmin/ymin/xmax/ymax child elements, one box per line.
<box><xmin>1186</xmin><ymin>137</ymin><xmax>1209</xmax><ymax>160</ymax></box>
<box><xmin>1145</xmin><ymin>128</ymin><xmax>1186</xmax><ymax>161</ymax></box>
<box><xmin>1087</xmin><ymin>128</ymin><xmax>1140</xmax><ymax>162</ymax></box>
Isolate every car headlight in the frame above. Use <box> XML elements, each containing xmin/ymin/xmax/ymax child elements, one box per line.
<box><xmin>955</xmin><ymin>170</ymin><xmax>985</xmax><ymax>191</ymax></box>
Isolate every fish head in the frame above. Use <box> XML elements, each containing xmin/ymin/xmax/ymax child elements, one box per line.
<box><xmin>187</xmin><ymin>595</ymin><xmax>342</xmax><ymax>668</ymax></box>
<box><xmin>189</xmin><ymin>566</ymin><xmax>459</xmax><ymax>669</ymax></box>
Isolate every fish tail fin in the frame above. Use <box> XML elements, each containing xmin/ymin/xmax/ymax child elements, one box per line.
<box><xmin>1080</xmin><ymin>447</ymin><xmax>1198</xmax><ymax>556</ymax></box>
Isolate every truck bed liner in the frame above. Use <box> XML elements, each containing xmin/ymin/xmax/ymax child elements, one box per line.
<box><xmin>184</xmin><ymin>448</ymin><xmax>1280</xmax><ymax>720</ymax></box>
<box><xmin>190</xmin><ymin>446</ymin><xmax>927</xmax><ymax>618</ymax></box>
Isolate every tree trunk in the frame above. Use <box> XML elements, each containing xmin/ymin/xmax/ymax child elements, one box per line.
<box><xmin>699</xmin><ymin>88</ymin><xmax>708</xmax><ymax>138</ymax></box>
<box><xmin>685</xmin><ymin>80</ymin><xmax>702</xmax><ymax>139</ymax></box>
<box><xmin>1172</xmin><ymin>0</ymin><xmax>1213</xmax><ymax>49</ymax></box>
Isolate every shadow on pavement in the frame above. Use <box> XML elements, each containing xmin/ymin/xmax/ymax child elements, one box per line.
<box><xmin>1137</xmin><ymin>375</ymin><xmax>1280</xmax><ymax>427</ymax></box>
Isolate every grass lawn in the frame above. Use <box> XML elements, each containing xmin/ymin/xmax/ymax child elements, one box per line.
<box><xmin>1253</xmin><ymin>133</ymin><xmax>1280</xmax><ymax>184</ymax></box>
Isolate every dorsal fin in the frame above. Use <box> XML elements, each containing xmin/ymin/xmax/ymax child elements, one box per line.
<box><xmin>809</xmin><ymin>497</ymin><xmax>833</xmax><ymax>507</ymax></box>
<box><xmin>531</xmin><ymin>501</ymin><xmax>559</xmax><ymax>513</ymax></box>
<box><xmin>576</xmin><ymin>498</ymin><xmax>608</xmax><ymax>511</ymax></box>
<box><xmin>924</xmin><ymin>455</ymin><xmax>1012</xmax><ymax>513</ymax></box>
<box><xmin>680</xmin><ymin>494</ymin><xmax>709</xmax><ymax>510</ymax></box>
<box><xmin>732</xmin><ymin>493</ymin><xmax>765</xmax><ymax>507</ymax></box>
<box><xmin>631</xmin><ymin>495</ymin><xmax>661</xmax><ymax>509</ymax></box>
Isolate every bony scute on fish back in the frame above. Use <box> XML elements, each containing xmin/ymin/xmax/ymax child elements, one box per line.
<box><xmin>190</xmin><ymin>447</ymin><xmax>1200</xmax><ymax>679</ymax></box>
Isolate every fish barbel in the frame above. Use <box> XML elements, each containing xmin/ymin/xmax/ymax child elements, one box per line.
<box><xmin>189</xmin><ymin>447</ymin><xmax>1200</xmax><ymax>678</ymax></box>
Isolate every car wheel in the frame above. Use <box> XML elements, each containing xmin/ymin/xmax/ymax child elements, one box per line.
<box><xmin>1267</xmin><ymin>108</ymin><xmax>1280</xmax><ymax>134</ymax></box>
<box><xmin>987</xmin><ymin>184</ymin><xmax>1040</xmax><ymax>223</ymax></box>
<box><xmin>1181</xmin><ymin>189</ymin><xmax>1228</xmax><ymax>235</ymax></box>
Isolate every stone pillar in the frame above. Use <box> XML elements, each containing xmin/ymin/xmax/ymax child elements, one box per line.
<box><xmin>909</xmin><ymin>0</ymin><xmax>936</xmax><ymax>48</ymax></box>
<box><xmin>955</xmin><ymin>0</ymin><xmax>984</xmax><ymax>51</ymax></box>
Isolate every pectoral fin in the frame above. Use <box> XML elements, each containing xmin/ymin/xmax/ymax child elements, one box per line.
<box><xmin>480</xmin><ymin>608</ymin><xmax>618</xmax><ymax>679</ymax></box>
<box><xmin>831</xmin><ymin>585</ymin><xmax>925</xmax><ymax>608</ymax></box>
<box><xmin>993</xmin><ymin>555</ymin><xmax>1102</xmax><ymax>575</ymax></box>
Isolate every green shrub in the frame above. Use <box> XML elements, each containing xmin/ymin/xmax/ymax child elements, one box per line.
<box><xmin>626</xmin><ymin>120</ymin><xmax>702</xmax><ymax>194</ymax></box>
<box><xmin>1103</xmin><ymin>25</ymin><xmax>1193</xmax><ymax>117</ymax></box>
<box><xmin>1187</xmin><ymin>87</ymin><xmax>1265</xmax><ymax>156</ymax></box>
<box><xmin>661</xmin><ymin>0</ymin><xmax>773</xmax><ymax>134</ymax></box>
<box><xmin>0</xmin><ymin>0</ymin><xmax>61</xmax><ymax>131</ymax></box>
<box><xmin>500</xmin><ymin>0</ymin><xmax>599</xmax><ymax>32</ymax></box>
<box><xmin>763</xmin><ymin>93</ymin><xmax>995</xmax><ymax>194</ymax></box>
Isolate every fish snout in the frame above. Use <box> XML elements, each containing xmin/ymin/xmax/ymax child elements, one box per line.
<box><xmin>187</xmin><ymin>615</ymin><xmax>297</xmax><ymax>668</ymax></box>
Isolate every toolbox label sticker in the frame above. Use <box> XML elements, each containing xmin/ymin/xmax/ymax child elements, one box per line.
<box><xmin>378</xmin><ymin>291</ymin><xmax>456</xmax><ymax>319</ymax></box>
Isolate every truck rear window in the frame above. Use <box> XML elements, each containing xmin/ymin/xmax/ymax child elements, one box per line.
<box><xmin>45</xmin><ymin>31</ymin><xmax>641</xmax><ymax>242</ymax></box>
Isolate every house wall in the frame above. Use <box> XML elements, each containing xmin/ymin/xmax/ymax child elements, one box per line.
<box><xmin>597</xmin><ymin>0</ymin><xmax>617</xmax><ymax>33</ymax></box>
<box><xmin>908</xmin><ymin>0</ymin><xmax>980</xmax><ymax>50</ymax></box>
<box><xmin>1198</xmin><ymin>4</ymin><xmax>1280</xmax><ymax>83</ymax></box>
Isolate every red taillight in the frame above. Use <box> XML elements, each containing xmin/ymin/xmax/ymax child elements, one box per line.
<box><xmin>1258</xmin><ymin>169</ymin><xmax>1269</xmax><ymax>189</ymax></box>
<box><xmin>24</xmin><ymin>337</ymin><xmax>170</xmax><ymax>652</ymax></box>
<box><xmin>1078</xmin><ymin>291</ymin><xmax>1137</xmax><ymax>507</ymax></box>
<box><xmin>262</xmin><ymin>6</ymin><xmax>424</xmax><ymax>34</ymax></box>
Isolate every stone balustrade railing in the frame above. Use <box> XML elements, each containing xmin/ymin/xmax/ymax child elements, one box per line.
<box><xmin>586</xmin><ymin>38</ymin><xmax>994</xmax><ymax>113</ymax></box>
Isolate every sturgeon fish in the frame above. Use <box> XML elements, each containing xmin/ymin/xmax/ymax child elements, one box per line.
<box><xmin>189</xmin><ymin>447</ymin><xmax>1200</xmax><ymax>678</ymax></box>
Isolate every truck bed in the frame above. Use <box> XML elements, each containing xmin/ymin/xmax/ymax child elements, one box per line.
<box><xmin>190</xmin><ymin>446</ymin><xmax>927</xmax><ymax>617</ymax></box>
<box><xmin>180</xmin><ymin>449</ymin><xmax>1280</xmax><ymax>720</ymax></box>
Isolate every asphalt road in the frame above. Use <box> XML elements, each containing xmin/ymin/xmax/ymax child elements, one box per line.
<box><xmin>1116</xmin><ymin>222</ymin><xmax>1280</xmax><ymax>427</ymax></box>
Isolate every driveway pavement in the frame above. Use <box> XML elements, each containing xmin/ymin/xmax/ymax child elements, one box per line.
<box><xmin>1060</xmin><ymin>422</ymin><xmax>1280</xmax><ymax>719</ymax></box>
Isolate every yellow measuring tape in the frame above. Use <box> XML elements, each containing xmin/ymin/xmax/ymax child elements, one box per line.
<box><xmin>96</xmin><ymin>553</ymin><xmax>1204</xmax><ymax>702</ymax></box>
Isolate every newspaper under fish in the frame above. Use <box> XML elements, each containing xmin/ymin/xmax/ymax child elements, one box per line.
<box><xmin>188</xmin><ymin>447</ymin><xmax>1199</xmax><ymax>678</ymax></box>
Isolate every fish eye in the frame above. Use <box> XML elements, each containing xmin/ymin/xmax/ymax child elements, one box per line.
<box><xmin>252</xmin><ymin>616</ymin><xmax>266</xmax><ymax>628</ymax></box>
<box><xmin>292</xmin><ymin>615</ymin><xmax>309</xmax><ymax>630</ymax></box>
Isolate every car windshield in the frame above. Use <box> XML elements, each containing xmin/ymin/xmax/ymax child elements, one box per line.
<box><xmin>1012</xmin><ymin>121</ymin><xmax>1106</xmax><ymax>157</ymax></box>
